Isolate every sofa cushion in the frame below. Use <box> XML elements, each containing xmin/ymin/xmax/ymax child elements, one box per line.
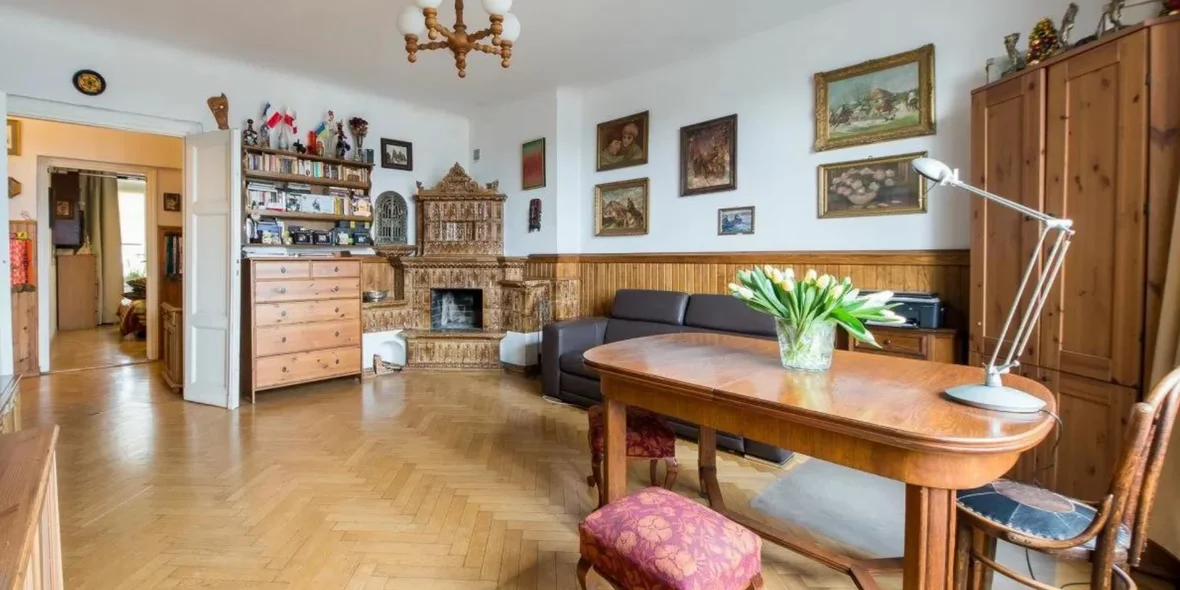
<box><xmin>579</xmin><ymin>487</ymin><xmax>762</xmax><ymax>590</ymax></box>
<box><xmin>684</xmin><ymin>294</ymin><xmax>775</xmax><ymax>338</ymax></box>
<box><xmin>559</xmin><ymin>351</ymin><xmax>597</xmax><ymax>380</ymax></box>
<box><xmin>560</xmin><ymin>374</ymin><xmax>603</xmax><ymax>405</ymax></box>
<box><xmin>604</xmin><ymin>319</ymin><xmax>684</xmax><ymax>344</ymax></box>
<box><xmin>610</xmin><ymin>289</ymin><xmax>690</xmax><ymax>325</ymax></box>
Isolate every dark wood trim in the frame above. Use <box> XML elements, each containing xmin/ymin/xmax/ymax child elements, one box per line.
<box><xmin>1136</xmin><ymin>539</ymin><xmax>1180</xmax><ymax>584</ymax></box>
<box><xmin>527</xmin><ymin>250</ymin><xmax>969</xmax><ymax>266</ymax></box>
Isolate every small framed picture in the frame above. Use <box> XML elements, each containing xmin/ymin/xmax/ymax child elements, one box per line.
<box><xmin>163</xmin><ymin>192</ymin><xmax>182</xmax><ymax>212</ymax></box>
<box><xmin>6</xmin><ymin>118</ymin><xmax>20</xmax><ymax>156</ymax></box>
<box><xmin>718</xmin><ymin>206</ymin><xmax>755</xmax><ymax>236</ymax></box>
<box><xmin>381</xmin><ymin>138</ymin><xmax>413</xmax><ymax>171</ymax></box>
<box><xmin>54</xmin><ymin>199</ymin><xmax>74</xmax><ymax>220</ymax></box>
<box><xmin>521</xmin><ymin>138</ymin><xmax>546</xmax><ymax>190</ymax></box>
<box><xmin>596</xmin><ymin>111</ymin><xmax>649</xmax><ymax>172</ymax></box>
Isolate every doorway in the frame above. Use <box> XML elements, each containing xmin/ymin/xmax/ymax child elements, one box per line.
<box><xmin>47</xmin><ymin>169</ymin><xmax>150</xmax><ymax>372</ymax></box>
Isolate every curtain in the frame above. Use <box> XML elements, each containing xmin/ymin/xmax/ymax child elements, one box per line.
<box><xmin>82</xmin><ymin>176</ymin><xmax>123</xmax><ymax>325</ymax></box>
<box><xmin>1150</xmin><ymin>180</ymin><xmax>1180</xmax><ymax>557</ymax></box>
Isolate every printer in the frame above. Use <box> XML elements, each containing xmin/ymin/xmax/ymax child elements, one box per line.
<box><xmin>862</xmin><ymin>290</ymin><xmax>943</xmax><ymax>329</ymax></box>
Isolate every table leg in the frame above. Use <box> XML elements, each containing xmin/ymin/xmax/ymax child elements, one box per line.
<box><xmin>903</xmin><ymin>485</ymin><xmax>956</xmax><ymax>590</ymax></box>
<box><xmin>697</xmin><ymin>427</ymin><xmax>726</xmax><ymax>511</ymax></box>
<box><xmin>601</xmin><ymin>398</ymin><xmax>628</xmax><ymax>504</ymax></box>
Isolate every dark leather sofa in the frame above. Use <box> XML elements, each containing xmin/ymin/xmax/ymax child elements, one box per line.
<box><xmin>541</xmin><ymin>289</ymin><xmax>792</xmax><ymax>464</ymax></box>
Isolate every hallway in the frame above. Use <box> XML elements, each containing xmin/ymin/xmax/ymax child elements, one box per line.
<box><xmin>49</xmin><ymin>326</ymin><xmax>147</xmax><ymax>373</ymax></box>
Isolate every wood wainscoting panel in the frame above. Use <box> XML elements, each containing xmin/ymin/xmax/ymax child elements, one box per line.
<box><xmin>526</xmin><ymin>251</ymin><xmax>970</xmax><ymax>326</ymax></box>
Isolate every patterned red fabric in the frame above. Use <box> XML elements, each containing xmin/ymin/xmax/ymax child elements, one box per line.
<box><xmin>588</xmin><ymin>405</ymin><xmax>676</xmax><ymax>458</ymax></box>
<box><xmin>579</xmin><ymin>487</ymin><xmax>762</xmax><ymax>590</ymax></box>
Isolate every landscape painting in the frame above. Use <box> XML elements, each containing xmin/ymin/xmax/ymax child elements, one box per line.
<box><xmin>594</xmin><ymin>178</ymin><xmax>649</xmax><ymax>237</ymax></box>
<box><xmin>681</xmin><ymin>114</ymin><xmax>737</xmax><ymax>196</ymax></box>
<box><xmin>814</xmin><ymin>44</ymin><xmax>935</xmax><ymax>151</ymax></box>
<box><xmin>818</xmin><ymin>152</ymin><xmax>927</xmax><ymax>218</ymax></box>
<box><xmin>718</xmin><ymin>206</ymin><xmax>754</xmax><ymax>236</ymax></box>
<box><xmin>522</xmin><ymin>138</ymin><xmax>546</xmax><ymax>190</ymax></box>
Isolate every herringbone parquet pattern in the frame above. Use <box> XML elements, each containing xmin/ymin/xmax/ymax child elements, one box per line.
<box><xmin>17</xmin><ymin>364</ymin><xmax>1127</xmax><ymax>589</ymax></box>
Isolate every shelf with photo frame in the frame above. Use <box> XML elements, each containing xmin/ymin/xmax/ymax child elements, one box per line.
<box><xmin>241</xmin><ymin>146</ymin><xmax>375</xmax><ymax>248</ymax></box>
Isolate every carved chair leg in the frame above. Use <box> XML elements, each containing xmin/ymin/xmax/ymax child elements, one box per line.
<box><xmin>576</xmin><ymin>556</ymin><xmax>592</xmax><ymax>590</ymax></box>
<box><xmin>748</xmin><ymin>573</ymin><xmax>765</xmax><ymax>589</ymax></box>
<box><xmin>587</xmin><ymin>453</ymin><xmax>605</xmax><ymax>508</ymax></box>
<box><xmin>650</xmin><ymin>459</ymin><xmax>659</xmax><ymax>487</ymax></box>
<box><xmin>664</xmin><ymin>457</ymin><xmax>679</xmax><ymax>490</ymax></box>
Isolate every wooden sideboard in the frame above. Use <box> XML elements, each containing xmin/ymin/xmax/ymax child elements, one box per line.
<box><xmin>969</xmin><ymin>17</ymin><xmax>1180</xmax><ymax>499</ymax></box>
<box><xmin>160</xmin><ymin>303</ymin><xmax>183</xmax><ymax>392</ymax></box>
<box><xmin>0</xmin><ymin>427</ymin><xmax>63</xmax><ymax>590</ymax></box>
<box><xmin>241</xmin><ymin>258</ymin><xmax>363</xmax><ymax>403</ymax></box>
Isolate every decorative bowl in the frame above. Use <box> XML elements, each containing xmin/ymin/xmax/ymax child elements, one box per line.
<box><xmin>363</xmin><ymin>290</ymin><xmax>388</xmax><ymax>303</ymax></box>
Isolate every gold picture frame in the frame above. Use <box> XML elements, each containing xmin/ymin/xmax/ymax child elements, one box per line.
<box><xmin>6</xmin><ymin>118</ymin><xmax>21</xmax><ymax>156</ymax></box>
<box><xmin>594</xmin><ymin>178</ymin><xmax>649</xmax><ymax>237</ymax></box>
<box><xmin>596</xmin><ymin>111</ymin><xmax>649</xmax><ymax>172</ymax></box>
<box><xmin>814</xmin><ymin>44</ymin><xmax>935</xmax><ymax>152</ymax></box>
<box><xmin>818</xmin><ymin>151</ymin><xmax>928</xmax><ymax>218</ymax></box>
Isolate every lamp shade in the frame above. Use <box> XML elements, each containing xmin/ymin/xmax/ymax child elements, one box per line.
<box><xmin>415</xmin><ymin>0</ymin><xmax>444</xmax><ymax>8</ymax></box>
<box><xmin>398</xmin><ymin>6</ymin><xmax>427</xmax><ymax>36</ymax></box>
<box><xmin>482</xmin><ymin>0</ymin><xmax>512</xmax><ymax>15</ymax></box>
<box><xmin>500</xmin><ymin>12</ymin><xmax>521</xmax><ymax>41</ymax></box>
<box><xmin>911</xmin><ymin>157</ymin><xmax>954</xmax><ymax>183</ymax></box>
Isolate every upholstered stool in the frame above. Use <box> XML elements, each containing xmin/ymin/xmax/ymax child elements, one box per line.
<box><xmin>577</xmin><ymin>487</ymin><xmax>764</xmax><ymax>590</ymax></box>
<box><xmin>586</xmin><ymin>405</ymin><xmax>679</xmax><ymax>507</ymax></box>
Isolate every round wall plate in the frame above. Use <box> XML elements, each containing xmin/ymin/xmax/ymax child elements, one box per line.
<box><xmin>72</xmin><ymin>69</ymin><xmax>106</xmax><ymax>96</ymax></box>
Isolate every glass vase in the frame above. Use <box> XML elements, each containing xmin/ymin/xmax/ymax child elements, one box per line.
<box><xmin>775</xmin><ymin>318</ymin><xmax>837</xmax><ymax>372</ymax></box>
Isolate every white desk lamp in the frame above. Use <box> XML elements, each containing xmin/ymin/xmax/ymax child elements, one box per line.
<box><xmin>911</xmin><ymin>157</ymin><xmax>1074</xmax><ymax>413</ymax></box>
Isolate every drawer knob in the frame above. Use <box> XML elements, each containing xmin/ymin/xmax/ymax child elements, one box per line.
<box><xmin>280</xmin><ymin>310</ymin><xmax>288</xmax><ymax>317</ymax></box>
<box><xmin>277</xmin><ymin>287</ymin><xmax>288</xmax><ymax>294</ymax></box>
<box><xmin>280</xmin><ymin>267</ymin><xmax>287</xmax><ymax>274</ymax></box>
<box><xmin>883</xmin><ymin>339</ymin><xmax>892</xmax><ymax>346</ymax></box>
<box><xmin>281</xmin><ymin>336</ymin><xmax>287</xmax><ymax>343</ymax></box>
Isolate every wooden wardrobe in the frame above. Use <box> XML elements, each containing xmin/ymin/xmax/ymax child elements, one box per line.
<box><xmin>970</xmin><ymin>16</ymin><xmax>1180</xmax><ymax>500</ymax></box>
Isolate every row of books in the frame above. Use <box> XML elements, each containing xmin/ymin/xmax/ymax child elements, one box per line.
<box><xmin>246</xmin><ymin>182</ymin><xmax>373</xmax><ymax>218</ymax></box>
<box><xmin>163</xmin><ymin>233</ymin><xmax>183</xmax><ymax>278</ymax></box>
<box><xmin>244</xmin><ymin>153</ymin><xmax>370</xmax><ymax>183</ymax></box>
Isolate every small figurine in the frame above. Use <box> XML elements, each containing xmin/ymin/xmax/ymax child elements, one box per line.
<box><xmin>1027</xmin><ymin>17</ymin><xmax>1062</xmax><ymax>65</ymax></box>
<box><xmin>1003</xmin><ymin>33</ymin><xmax>1026</xmax><ymax>76</ymax></box>
<box><xmin>206</xmin><ymin>94</ymin><xmax>229</xmax><ymax>130</ymax></box>
<box><xmin>324</xmin><ymin>111</ymin><xmax>338</xmax><ymax>156</ymax></box>
<box><xmin>242</xmin><ymin>119</ymin><xmax>258</xmax><ymax>147</ymax></box>
<box><xmin>293</xmin><ymin>141</ymin><xmax>307</xmax><ymax>154</ymax></box>
<box><xmin>1095</xmin><ymin>0</ymin><xmax>1126</xmax><ymax>39</ymax></box>
<box><xmin>259</xmin><ymin>125</ymin><xmax>271</xmax><ymax>149</ymax></box>
<box><xmin>335</xmin><ymin>122</ymin><xmax>350</xmax><ymax>160</ymax></box>
<box><xmin>315</xmin><ymin>140</ymin><xmax>325</xmax><ymax>157</ymax></box>
<box><xmin>1059</xmin><ymin>3</ymin><xmax>1079</xmax><ymax>49</ymax></box>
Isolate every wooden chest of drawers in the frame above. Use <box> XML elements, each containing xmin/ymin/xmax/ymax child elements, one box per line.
<box><xmin>241</xmin><ymin>259</ymin><xmax>363</xmax><ymax>402</ymax></box>
<box><xmin>837</xmin><ymin>326</ymin><xmax>960</xmax><ymax>364</ymax></box>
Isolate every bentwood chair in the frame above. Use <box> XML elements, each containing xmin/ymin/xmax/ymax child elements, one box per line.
<box><xmin>954</xmin><ymin>366</ymin><xmax>1180</xmax><ymax>590</ymax></box>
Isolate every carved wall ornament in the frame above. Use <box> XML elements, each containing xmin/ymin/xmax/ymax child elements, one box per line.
<box><xmin>206</xmin><ymin>94</ymin><xmax>230</xmax><ymax>130</ymax></box>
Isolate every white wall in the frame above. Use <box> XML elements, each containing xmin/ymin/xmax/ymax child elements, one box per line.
<box><xmin>0</xmin><ymin>6</ymin><xmax>472</xmax><ymax>239</ymax></box>
<box><xmin>576</xmin><ymin>0</ymin><xmax>1106</xmax><ymax>254</ymax></box>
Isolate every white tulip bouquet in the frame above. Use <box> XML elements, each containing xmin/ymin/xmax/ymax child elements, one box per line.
<box><xmin>729</xmin><ymin>267</ymin><xmax>906</xmax><ymax>369</ymax></box>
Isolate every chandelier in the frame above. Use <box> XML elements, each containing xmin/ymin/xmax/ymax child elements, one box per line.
<box><xmin>397</xmin><ymin>0</ymin><xmax>521</xmax><ymax>79</ymax></box>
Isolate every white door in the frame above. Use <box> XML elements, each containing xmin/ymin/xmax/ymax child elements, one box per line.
<box><xmin>0</xmin><ymin>92</ymin><xmax>12</xmax><ymax>375</ymax></box>
<box><xmin>183</xmin><ymin>129</ymin><xmax>241</xmax><ymax>409</ymax></box>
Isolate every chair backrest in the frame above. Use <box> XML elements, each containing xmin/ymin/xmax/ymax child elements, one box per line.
<box><xmin>1103</xmin><ymin>366</ymin><xmax>1180</xmax><ymax>565</ymax></box>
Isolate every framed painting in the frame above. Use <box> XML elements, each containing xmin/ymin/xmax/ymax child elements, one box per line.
<box><xmin>54</xmin><ymin>199</ymin><xmax>75</xmax><ymax>220</ymax></box>
<box><xmin>818</xmin><ymin>151</ymin><xmax>927</xmax><ymax>218</ymax></box>
<box><xmin>381</xmin><ymin>138</ymin><xmax>413</xmax><ymax>171</ymax></box>
<box><xmin>522</xmin><ymin>138</ymin><xmax>546</xmax><ymax>190</ymax></box>
<box><xmin>163</xmin><ymin>192</ymin><xmax>182</xmax><ymax>212</ymax></box>
<box><xmin>718</xmin><ymin>206</ymin><xmax>755</xmax><ymax>236</ymax></box>
<box><xmin>6</xmin><ymin>118</ymin><xmax>20</xmax><ymax>156</ymax></box>
<box><xmin>814</xmin><ymin>44</ymin><xmax>935</xmax><ymax>151</ymax></box>
<box><xmin>594</xmin><ymin>178</ymin><xmax>649</xmax><ymax>237</ymax></box>
<box><xmin>596</xmin><ymin>111</ymin><xmax>649</xmax><ymax>172</ymax></box>
<box><xmin>681</xmin><ymin>114</ymin><xmax>737</xmax><ymax>196</ymax></box>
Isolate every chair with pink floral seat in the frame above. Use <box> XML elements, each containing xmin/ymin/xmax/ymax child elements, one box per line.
<box><xmin>586</xmin><ymin>404</ymin><xmax>679</xmax><ymax>507</ymax></box>
<box><xmin>577</xmin><ymin>487</ymin><xmax>764</xmax><ymax>590</ymax></box>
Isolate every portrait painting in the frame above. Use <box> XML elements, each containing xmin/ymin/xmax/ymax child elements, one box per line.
<box><xmin>814</xmin><ymin>44</ymin><xmax>935</xmax><ymax>151</ymax></box>
<box><xmin>718</xmin><ymin>206</ymin><xmax>755</xmax><ymax>236</ymax></box>
<box><xmin>381</xmin><ymin>138</ymin><xmax>413</xmax><ymax>171</ymax></box>
<box><xmin>54</xmin><ymin>199</ymin><xmax>74</xmax><ymax>220</ymax></box>
<box><xmin>596</xmin><ymin>111</ymin><xmax>649</xmax><ymax>172</ymax></box>
<box><xmin>522</xmin><ymin>138</ymin><xmax>546</xmax><ymax>190</ymax></box>
<box><xmin>594</xmin><ymin>178</ymin><xmax>649</xmax><ymax>237</ymax></box>
<box><xmin>818</xmin><ymin>151</ymin><xmax>927</xmax><ymax>219</ymax></box>
<box><xmin>681</xmin><ymin>114</ymin><xmax>737</xmax><ymax>196</ymax></box>
<box><xmin>6</xmin><ymin>118</ymin><xmax>20</xmax><ymax>156</ymax></box>
<box><xmin>163</xmin><ymin>192</ymin><xmax>182</xmax><ymax>212</ymax></box>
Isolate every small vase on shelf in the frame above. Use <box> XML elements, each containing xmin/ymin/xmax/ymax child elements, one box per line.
<box><xmin>730</xmin><ymin>267</ymin><xmax>905</xmax><ymax>372</ymax></box>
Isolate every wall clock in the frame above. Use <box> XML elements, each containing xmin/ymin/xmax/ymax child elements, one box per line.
<box><xmin>72</xmin><ymin>69</ymin><xmax>106</xmax><ymax>96</ymax></box>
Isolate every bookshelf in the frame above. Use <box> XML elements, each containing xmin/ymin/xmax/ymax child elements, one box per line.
<box><xmin>241</xmin><ymin>145</ymin><xmax>375</xmax><ymax>248</ymax></box>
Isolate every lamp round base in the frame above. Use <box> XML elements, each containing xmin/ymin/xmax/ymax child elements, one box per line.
<box><xmin>945</xmin><ymin>383</ymin><xmax>1047</xmax><ymax>414</ymax></box>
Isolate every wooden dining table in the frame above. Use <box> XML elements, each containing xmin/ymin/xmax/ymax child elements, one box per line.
<box><xmin>582</xmin><ymin>332</ymin><xmax>1055</xmax><ymax>590</ymax></box>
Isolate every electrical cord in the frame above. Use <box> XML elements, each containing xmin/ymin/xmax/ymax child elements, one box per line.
<box><xmin>1023</xmin><ymin>407</ymin><xmax>1065</xmax><ymax>583</ymax></box>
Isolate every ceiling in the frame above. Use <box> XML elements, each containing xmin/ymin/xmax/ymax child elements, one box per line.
<box><xmin>0</xmin><ymin>0</ymin><xmax>833</xmax><ymax>114</ymax></box>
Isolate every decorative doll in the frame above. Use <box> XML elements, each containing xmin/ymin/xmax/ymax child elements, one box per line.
<box><xmin>335</xmin><ymin>122</ymin><xmax>350</xmax><ymax>160</ymax></box>
<box><xmin>242</xmin><ymin>119</ymin><xmax>259</xmax><ymax>147</ymax></box>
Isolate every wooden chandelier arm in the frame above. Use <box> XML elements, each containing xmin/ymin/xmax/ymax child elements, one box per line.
<box><xmin>418</xmin><ymin>41</ymin><xmax>451</xmax><ymax>51</ymax></box>
<box><xmin>428</xmin><ymin>24</ymin><xmax>455</xmax><ymax>40</ymax></box>
<box><xmin>470</xmin><ymin>16</ymin><xmax>503</xmax><ymax>43</ymax></box>
<box><xmin>471</xmin><ymin>42</ymin><xmax>502</xmax><ymax>55</ymax></box>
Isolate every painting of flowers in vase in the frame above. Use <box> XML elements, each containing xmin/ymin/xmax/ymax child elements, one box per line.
<box><xmin>817</xmin><ymin>151</ymin><xmax>927</xmax><ymax>218</ymax></box>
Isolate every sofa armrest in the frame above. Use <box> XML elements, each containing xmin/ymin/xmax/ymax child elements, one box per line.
<box><xmin>542</xmin><ymin>317</ymin><xmax>608</xmax><ymax>398</ymax></box>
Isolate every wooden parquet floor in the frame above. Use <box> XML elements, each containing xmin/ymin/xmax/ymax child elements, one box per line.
<box><xmin>15</xmin><ymin>364</ymin><xmax>1157</xmax><ymax>589</ymax></box>
<box><xmin>49</xmin><ymin>326</ymin><xmax>148</xmax><ymax>373</ymax></box>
